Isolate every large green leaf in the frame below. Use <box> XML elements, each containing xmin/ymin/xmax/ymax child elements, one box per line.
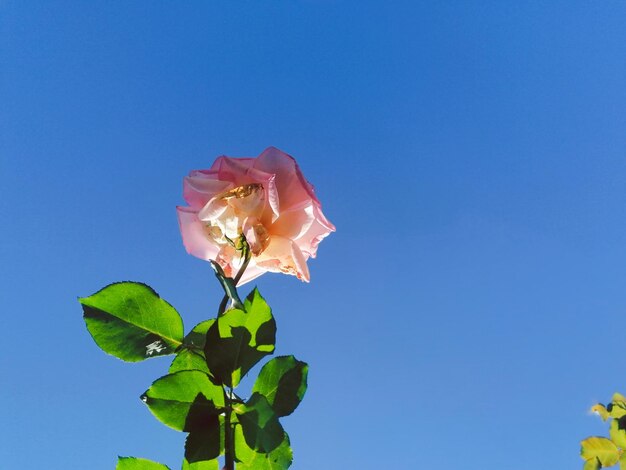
<box><xmin>234</xmin><ymin>393</ymin><xmax>284</xmax><ymax>454</ymax></box>
<box><xmin>234</xmin><ymin>426</ymin><xmax>292</xmax><ymax>470</ymax></box>
<box><xmin>204</xmin><ymin>289</ymin><xmax>276</xmax><ymax>388</ymax></box>
<box><xmin>141</xmin><ymin>370</ymin><xmax>224</xmax><ymax>431</ymax></box>
<box><xmin>182</xmin><ymin>458</ymin><xmax>219</xmax><ymax>470</ymax></box>
<box><xmin>252</xmin><ymin>356</ymin><xmax>308</xmax><ymax>417</ymax></box>
<box><xmin>183</xmin><ymin>320</ymin><xmax>216</xmax><ymax>350</ymax></box>
<box><xmin>184</xmin><ymin>419</ymin><xmax>222</xmax><ymax>463</ymax></box>
<box><xmin>80</xmin><ymin>282</ymin><xmax>184</xmax><ymax>362</ymax></box>
<box><xmin>581</xmin><ymin>437</ymin><xmax>620</xmax><ymax>467</ymax></box>
<box><xmin>116</xmin><ymin>457</ymin><xmax>171</xmax><ymax>469</ymax></box>
<box><xmin>169</xmin><ymin>320</ymin><xmax>216</xmax><ymax>374</ymax></box>
<box><xmin>170</xmin><ymin>350</ymin><xmax>210</xmax><ymax>374</ymax></box>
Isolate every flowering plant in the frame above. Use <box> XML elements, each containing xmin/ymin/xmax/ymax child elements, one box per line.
<box><xmin>177</xmin><ymin>147</ymin><xmax>334</xmax><ymax>284</ymax></box>
<box><xmin>79</xmin><ymin>148</ymin><xmax>334</xmax><ymax>470</ymax></box>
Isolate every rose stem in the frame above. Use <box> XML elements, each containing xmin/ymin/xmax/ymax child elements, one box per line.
<box><xmin>215</xmin><ymin>250</ymin><xmax>251</xmax><ymax>315</ymax></box>
<box><xmin>224</xmin><ymin>386</ymin><xmax>235</xmax><ymax>470</ymax></box>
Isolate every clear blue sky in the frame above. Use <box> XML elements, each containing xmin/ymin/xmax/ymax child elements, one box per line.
<box><xmin>1</xmin><ymin>1</ymin><xmax>626</xmax><ymax>469</ymax></box>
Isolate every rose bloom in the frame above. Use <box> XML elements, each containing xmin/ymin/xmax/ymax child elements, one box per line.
<box><xmin>177</xmin><ymin>147</ymin><xmax>335</xmax><ymax>285</ymax></box>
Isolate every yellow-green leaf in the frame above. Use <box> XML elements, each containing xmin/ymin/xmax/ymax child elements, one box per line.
<box><xmin>613</xmin><ymin>393</ymin><xmax>626</xmax><ymax>404</ymax></box>
<box><xmin>583</xmin><ymin>457</ymin><xmax>600</xmax><ymax>470</ymax></box>
<box><xmin>581</xmin><ymin>437</ymin><xmax>620</xmax><ymax>467</ymax></box>
<box><xmin>116</xmin><ymin>457</ymin><xmax>171</xmax><ymax>469</ymax></box>
<box><xmin>611</xmin><ymin>419</ymin><xmax>626</xmax><ymax>449</ymax></box>
<box><xmin>592</xmin><ymin>404</ymin><xmax>610</xmax><ymax>422</ymax></box>
<box><xmin>609</xmin><ymin>402</ymin><xmax>626</xmax><ymax>419</ymax></box>
<box><xmin>182</xmin><ymin>459</ymin><xmax>218</xmax><ymax>470</ymax></box>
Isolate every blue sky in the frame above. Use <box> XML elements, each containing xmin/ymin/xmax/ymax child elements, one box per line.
<box><xmin>1</xmin><ymin>1</ymin><xmax>626</xmax><ymax>469</ymax></box>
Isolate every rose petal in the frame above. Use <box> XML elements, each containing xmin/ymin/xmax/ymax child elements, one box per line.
<box><xmin>256</xmin><ymin>235</ymin><xmax>310</xmax><ymax>282</ymax></box>
<box><xmin>211</xmin><ymin>156</ymin><xmax>270</xmax><ymax>187</ymax></box>
<box><xmin>214</xmin><ymin>244</ymin><xmax>241</xmax><ymax>279</ymax></box>
<box><xmin>176</xmin><ymin>206</ymin><xmax>220</xmax><ymax>261</ymax></box>
<box><xmin>243</xmin><ymin>216</ymin><xmax>271</xmax><ymax>256</ymax></box>
<box><xmin>269</xmin><ymin>205</ymin><xmax>315</xmax><ymax>241</ymax></box>
<box><xmin>211</xmin><ymin>156</ymin><xmax>280</xmax><ymax>223</ymax></box>
<box><xmin>225</xmin><ymin>184</ymin><xmax>266</xmax><ymax>220</ymax></box>
<box><xmin>264</xmin><ymin>174</ymin><xmax>280</xmax><ymax>223</ymax></box>
<box><xmin>295</xmin><ymin>203</ymin><xmax>336</xmax><ymax>258</ymax></box>
<box><xmin>235</xmin><ymin>260</ymin><xmax>267</xmax><ymax>286</ymax></box>
<box><xmin>210</xmin><ymin>156</ymin><xmax>255</xmax><ymax>174</ymax></box>
<box><xmin>254</xmin><ymin>147</ymin><xmax>318</xmax><ymax>212</ymax></box>
<box><xmin>289</xmin><ymin>240</ymin><xmax>310</xmax><ymax>282</ymax></box>
<box><xmin>183</xmin><ymin>175</ymin><xmax>233</xmax><ymax>209</ymax></box>
<box><xmin>197</xmin><ymin>197</ymin><xmax>229</xmax><ymax>222</ymax></box>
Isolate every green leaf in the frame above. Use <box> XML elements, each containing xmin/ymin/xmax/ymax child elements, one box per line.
<box><xmin>581</xmin><ymin>437</ymin><xmax>620</xmax><ymax>467</ymax></box>
<box><xmin>242</xmin><ymin>289</ymin><xmax>276</xmax><ymax>348</ymax></box>
<box><xmin>170</xmin><ymin>350</ymin><xmax>210</xmax><ymax>374</ymax></box>
<box><xmin>252</xmin><ymin>356</ymin><xmax>308</xmax><ymax>417</ymax></box>
<box><xmin>234</xmin><ymin>393</ymin><xmax>284</xmax><ymax>454</ymax></box>
<box><xmin>141</xmin><ymin>370</ymin><xmax>224</xmax><ymax>431</ymax></box>
<box><xmin>116</xmin><ymin>457</ymin><xmax>171</xmax><ymax>469</ymax></box>
<box><xmin>184</xmin><ymin>417</ymin><xmax>222</xmax><ymax>463</ymax></box>
<box><xmin>170</xmin><ymin>321</ymin><xmax>216</xmax><ymax>374</ymax></box>
<box><xmin>184</xmin><ymin>320</ymin><xmax>216</xmax><ymax>350</ymax></box>
<box><xmin>234</xmin><ymin>426</ymin><xmax>292</xmax><ymax>470</ymax></box>
<box><xmin>80</xmin><ymin>282</ymin><xmax>184</xmax><ymax>362</ymax></box>
<box><xmin>182</xmin><ymin>458</ymin><xmax>219</xmax><ymax>470</ymax></box>
<box><xmin>620</xmin><ymin>452</ymin><xmax>626</xmax><ymax>470</ymax></box>
<box><xmin>204</xmin><ymin>289</ymin><xmax>276</xmax><ymax>387</ymax></box>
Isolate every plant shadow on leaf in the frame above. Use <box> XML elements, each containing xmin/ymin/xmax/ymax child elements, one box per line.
<box><xmin>184</xmin><ymin>394</ymin><xmax>223</xmax><ymax>463</ymax></box>
<box><xmin>234</xmin><ymin>427</ymin><xmax>293</xmax><ymax>470</ymax></box>
<box><xmin>235</xmin><ymin>393</ymin><xmax>284</xmax><ymax>454</ymax></box>
<box><xmin>184</xmin><ymin>320</ymin><xmax>216</xmax><ymax>350</ymax></box>
<box><xmin>141</xmin><ymin>371</ymin><xmax>224</xmax><ymax>431</ymax></box>
<box><xmin>185</xmin><ymin>427</ymin><xmax>221</xmax><ymax>463</ymax></box>
<box><xmin>204</xmin><ymin>310</ymin><xmax>276</xmax><ymax>388</ymax></box>
<box><xmin>272</xmin><ymin>367</ymin><xmax>306</xmax><ymax>417</ymax></box>
<box><xmin>183</xmin><ymin>393</ymin><xmax>222</xmax><ymax>432</ymax></box>
<box><xmin>252</xmin><ymin>356</ymin><xmax>308</xmax><ymax>418</ymax></box>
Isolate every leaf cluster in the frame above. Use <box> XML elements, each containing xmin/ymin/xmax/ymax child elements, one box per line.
<box><xmin>581</xmin><ymin>393</ymin><xmax>626</xmax><ymax>469</ymax></box>
<box><xmin>80</xmin><ymin>282</ymin><xmax>308</xmax><ymax>470</ymax></box>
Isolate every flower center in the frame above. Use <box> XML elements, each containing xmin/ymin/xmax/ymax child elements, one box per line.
<box><xmin>200</xmin><ymin>183</ymin><xmax>269</xmax><ymax>254</ymax></box>
<box><xmin>219</xmin><ymin>183</ymin><xmax>263</xmax><ymax>200</ymax></box>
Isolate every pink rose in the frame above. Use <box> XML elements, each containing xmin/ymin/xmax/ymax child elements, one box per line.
<box><xmin>176</xmin><ymin>147</ymin><xmax>335</xmax><ymax>285</ymax></box>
